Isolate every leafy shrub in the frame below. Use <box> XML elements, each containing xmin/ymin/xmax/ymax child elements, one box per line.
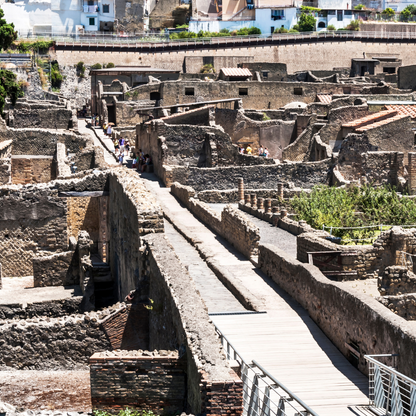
<box><xmin>382</xmin><ymin>7</ymin><xmax>396</xmax><ymax>17</ymax></box>
<box><xmin>51</xmin><ymin>60</ymin><xmax>63</xmax><ymax>89</ymax></box>
<box><xmin>106</xmin><ymin>62</ymin><xmax>115</xmax><ymax>68</ymax></box>
<box><xmin>401</xmin><ymin>8</ymin><xmax>412</xmax><ymax>20</ymax></box>
<box><xmin>200</xmin><ymin>63</ymin><xmax>215</xmax><ymax>73</ymax></box>
<box><xmin>297</xmin><ymin>12</ymin><xmax>317</xmax><ymax>31</ymax></box>
<box><xmin>289</xmin><ymin>28</ymin><xmax>300</xmax><ymax>33</ymax></box>
<box><xmin>16</xmin><ymin>40</ymin><xmax>53</xmax><ymax>53</ymax></box>
<box><xmin>327</xmin><ymin>24</ymin><xmax>336</xmax><ymax>30</ymax></box>
<box><xmin>346</xmin><ymin>20</ymin><xmax>360</xmax><ymax>30</ymax></box>
<box><xmin>76</xmin><ymin>61</ymin><xmax>85</xmax><ymax>78</ymax></box>
<box><xmin>354</xmin><ymin>4</ymin><xmax>365</xmax><ymax>9</ymax></box>
<box><xmin>91</xmin><ymin>63</ymin><xmax>102</xmax><ymax>69</ymax></box>
<box><xmin>274</xmin><ymin>27</ymin><xmax>288</xmax><ymax>33</ymax></box>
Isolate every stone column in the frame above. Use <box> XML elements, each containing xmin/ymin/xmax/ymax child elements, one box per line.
<box><xmin>238</xmin><ymin>178</ymin><xmax>244</xmax><ymax>202</ymax></box>
<box><xmin>272</xmin><ymin>207</ymin><xmax>279</xmax><ymax>213</ymax></box>
<box><xmin>281</xmin><ymin>209</ymin><xmax>288</xmax><ymax>217</ymax></box>
<box><xmin>408</xmin><ymin>153</ymin><xmax>416</xmax><ymax>195</ymax></box>
<box><xmin>251</xmin><ymin>194</ymin><xmax>257</xmax><ymax>208</ymax></box>
<box><xmin>277</xmin><ymin>183</ymin><xmax>284</xmax><ymax>200</ymax></box>
<box><xmin>265</xmin><ymin>199</ymin><xmax>272</xmax><ymax>213</ymax></box>
<box><xmin>258</xmin><ymin>198</ymin><xmax>264</xmax><ymax>210</ymax></box>
<box><xmin>244</xmin><ymin>194</ymin><xmax>251</xmax><ymax>205</ymax></box>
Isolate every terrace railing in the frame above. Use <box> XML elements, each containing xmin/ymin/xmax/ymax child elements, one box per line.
<box><xmin>365</xmin><ymin>354</ymin><xmax>416</xmax><ymax>416</ymax></box>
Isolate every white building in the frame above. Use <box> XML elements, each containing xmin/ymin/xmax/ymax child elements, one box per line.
<box><xmin>1</xmin><ymin>0</ymin><xmax>115</xmax><ymax>34</ymax></box>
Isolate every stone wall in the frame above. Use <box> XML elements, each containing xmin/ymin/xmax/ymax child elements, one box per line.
<box><xmin>142</xmin><ymin>233</ymin><xmax>243</xmax><ymax>415</ymax></box>
<box><xmin>90</xmin><ymin>351</ymin><xmax>187</xmax><ymax>413</ymax></box>
<box><xmin>11</xmin><ymin>156</ymin><xmax>55</xmax><ymax>185</ymax></box>
<box><xmin>56</xmin><ymin>41</ymin><xmax>416</xmax><ymax>74</ymax></box>
<box><xmin>33</xmin><ymin>250</ymin><xmax>78</xmax><ymax>287</ymax></box>
<box><xmin>7</xmin><ymin>107</ymin><xmax>74</xmax><ymax>130</ymax></box>
<box><xmin>0</xmin><ymin>170</ymin><xmax>109</xmax><ymax>277</ymax></box>
<box><xmin>67</xmin><ymin>196</ymin><xmax>100</xmax><ymax>242</ymax></box>
<box><xmin>378</xmin><ymin>294</ymin><xmax>416</xmax><ymax>320</ymax></box>
<box><xmin>165</xmin><ymin>159</ymin><xmax>331</xmax><ymax>190</ymax></box>
<box><xmin>171</xmin><ymin>183</ymin><xmax>260</xmax><ymax>257</ymax></box>
<box><xmin>0</xmin><ymin>307</ymin><xmax>115</xmax><ymax>370</ymax></box>
<box><xmin>258</xmin><ymin>243</ymin><xmax>416</xmax><ymax>379</ymax></box>
<box><xmin>378</xmin><ymin>265</ymin><xmax>416</xmax><ymax>296</ymax></box>
<box><xmin>398</xmin><ymin>65</ymin><xmax>416</xmax><ymax>90</ymax></box>
<box><xmin>108</xmin><ymin>169</ymin><xmax>164</xmax><ymax>302</ymax></box>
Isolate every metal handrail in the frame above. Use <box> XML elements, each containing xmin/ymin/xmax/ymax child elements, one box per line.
<box><xmin>252</xmin><ymin>360</ymin><xmax>319</xmax><ymax>416</ymax></box>
<box><xmin>215</xmin><ymin>322</ymin><xmax>320</xmax><ymax>416</ymax></box>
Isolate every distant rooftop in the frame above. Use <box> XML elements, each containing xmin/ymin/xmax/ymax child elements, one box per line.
<box><xmin>220</xmin><ymin>67</ymin><xmax>252</xmax><ymax>77</ymax></box>
<box><xmin>91</xmin><ymin>67</ymin><xmax>180</xmax><ymax>74</ymax></box>
<box><xmin>386</xmin><ymin>104</ymin><xmax>416</xmax><ymax>119</ymax></box>
<box><xmin>316</xmin><ymin>94</ymin><xmax>332</xmax><ymax>104</ymax></box>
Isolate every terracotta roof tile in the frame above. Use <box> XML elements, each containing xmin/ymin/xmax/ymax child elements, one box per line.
<box><xmin>317</xmin><ymin>94</ymin><xmax>332</xmax><ymax>104</ymax></box>
<box><xmin>386</xmin><ymin>104</ymin><xmax>416</xmax><ymax>119</ymax></box>
<box><xmin>220</xmin><ymin>68</ymin><xmax>252</xmax><ymax>77</ymax></box>
<box><xmin>342</xmin><ymin>109</ymin><xmax>397</xmax><ymax>128</ymax></box>
<box><xmin>355</xmin><ymin>114</ymin><xmax>408</xmax><ymax>132</ymax></box>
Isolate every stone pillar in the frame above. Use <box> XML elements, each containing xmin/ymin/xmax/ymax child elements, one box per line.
<box><xmin>277</xmin><ymin>183</ymin><xmax>284</xmax><ymax>200</ymax></box>
<box><xmin>257</xmin><ymin>198</ymin><xmax>264</xmax><ymax>210</ymax></box>
<box><xmin>272</xmin><ymin>207</ymin><xmax>279</xmax><ymax>213</ymax></box>
<box><xmin>251</xmin><ymin>194</ymin><xmax>257</xmax><ymax>208</ymax></box>
<box><xmin>244</xmin><ymin>194</ymin><xmax>251</xmax><ymax>205</ymax></box>
<box><xmin>281</xmin><ymin>209</ymin><xmax>288</xmax><ymax>217</ymax></box>
<box><xmin>408</xmin><ymin>153</ymin><xmax>416</xmax><ymax>195</ymax></box>
<box><xmin>238</xmin><ymin>178</ymin><xmax>244</xmax><ymax>202</ymax></box>
<box><xmin>265</xmin><ymin>199</ymin><xmax>272</xmax><ymax>213</ymax></box>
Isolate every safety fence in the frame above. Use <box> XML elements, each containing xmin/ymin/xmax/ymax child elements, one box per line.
<box><xmin>214</xmin><ymin>320</ymin><xmax>319</xmax><ymax>416</ymax></box>
<box><xmin>365</xmin><ymin>354</ymin><xmax>416</xmax><ymax>416</ymax></box>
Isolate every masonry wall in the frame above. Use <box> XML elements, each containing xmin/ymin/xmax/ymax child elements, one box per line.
<box><xmin>108</xmin><ymin>170</ymin><xmax>164</xmax><ymax>302</ymax></box>
<box><xmin>165</xmin><ymin>160</ymin><xmax>331</xmax><ymax>190</ymax></box>
<box><xmin>11</xmin><ymin>156</ymin><xmax>55</xmax><ymax>185</ymax></box>
<box><xmin>258</xmin><ymin>243</ymin><xmax>416</xmax><ymax>379</ymax></box>
<box><xmin>56</xmin><ymin>41</ymin><xmax>416</xmax><ymax>74</ymax></box>
<box><xmin>0</xmin><ymin>307</ymin><xmax>113</xmax><ymax>369</ymax></box>
<box><xmin>67</xmin><ymin>196</ymin><xmax>101</xmax><ymax>242</ymax></box>
<box><xmin>8</xmin><ymin>108</ymin><xmax>74</xmax><ymax>130</ymax></box>
<box><xmin>90</xmin><ymin>351</ymin><xmax>187</xmax><ymax>413</ymax></box>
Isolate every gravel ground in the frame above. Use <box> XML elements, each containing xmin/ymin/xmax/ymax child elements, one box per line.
<box><xmin>0</xmin><ymin>370</ymin><xmax>91</xmax><ymax>412</ymax></box>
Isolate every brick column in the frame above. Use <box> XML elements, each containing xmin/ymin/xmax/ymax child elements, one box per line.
<box><xmin>251</xmin><ymin>194</ymin><xmax>257</xmax><ymax>208</ymax></box>
<box><xmin>265</xmin><ymin>199</ymin><xmax>272</xmax><ymax>213</ymax></box>
<box><xmin>277</xmin><ymin>183</ymin><xmax>284</xmax><ymax>200</ymax></box>
<box><xmin>257</xmin><ymin>198</ymin><xmax>264</xmax><ymax>211</ymax></box>
<box><xmin>244</xmin><ymin>194</ymin><xmax>251</xmax><ymax>205</ymax></box>
<box><xmin>408</xmin><ymin>153</ymin><xmax>416</xmax><ymax>195</ymax></box>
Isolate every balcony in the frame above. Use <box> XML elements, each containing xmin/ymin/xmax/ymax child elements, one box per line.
<box><xmin>83</xmin><ymin>3</ymin><xmax>99</xmax><ymax>13</ymax></box>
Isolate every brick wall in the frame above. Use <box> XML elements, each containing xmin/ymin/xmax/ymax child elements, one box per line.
<box><xmin>67</xmin><ymin>196</ymin><xmax>101</xmax><ymax>242</ymax></box>
<box><xmin>90</xmin><ymin>351</ymin><xmax>187</xmax><ymax>413</ymax></box>
<box><xmin>11</xmin><ymin>156</ymin><xmax>55</xmax><ymax>185</ymax></box>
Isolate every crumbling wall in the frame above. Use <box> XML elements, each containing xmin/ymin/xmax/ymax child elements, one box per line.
<box><xmin>108</xmin><ymin>170</ymin><xmax>164</xmax><ymax>302</ymax></box>
<box><xmin>378</xmin><ymin>266</ymin><xmax>416</xmax><ymax>296</ymax></box>
<box><xmin>67</xmin><ymin>196</ymin><xmax>100</xmax><ymax>242</ymax></box>
<box><xmin>165</xmin><ymin>160</ymin><xmax>331</xmax><ymax>190</ymax></box>
<box><xmin>258</xmin><ymin>243</ymin><xmax>416</xmax><ymax>379</ymax></box>
<box><xmin>378</xmin><ymin>294</ymin><xmax>416</xmax><ymax>320</ymax></box>
<box><xmin>7</xmin><ymin>107</ymin><xmax>74</xmax><ymax>130</ymax></box>
<box><xmin>11</xmin><ymin>156</ymin><xmax>55</xmax><ymax>185</ymax></box>
<box><xmin>0</xmin><ymin>307</ymin><xmax>116</xmax><ymax>370</ymax></box>
<box><xmin>90</xmin><ymin>351</ymin><xmax>187</xmax><ymax>413</ymax></box>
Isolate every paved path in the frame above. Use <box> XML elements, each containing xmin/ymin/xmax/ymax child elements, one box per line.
<box><xmin>164</xmin><ymin>220</ymin><xmax>245</xmax><ymax>313</ymax></box>
<box><xmin>208</xmin><ymin>203</ymin><xmax>298</xmax><ymax>258</ymax></box>
<box><xmin>77</xmin><ymin>119</ymin><xmax>117</xmax><ymax>165</ymax></box>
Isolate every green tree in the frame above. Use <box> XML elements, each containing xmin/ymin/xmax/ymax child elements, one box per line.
<box><xmin>0</xmin><ymin>69</ymin><xmax>23</xmax><ymax>113</ymax></box>
<box><xmin>404</xmin><ymin>4</ymin><xmax>416</xmax><ymax>14</ymax></box>
<box><xmin>0</xmin><ymin>8</ymin><xmax>17</xmax><ymax>51</ymax></box>
<box><xmin>297</xmin><ymin>12</ymin><xmax>317</xmax><ymax>31</ymax></box>
<box><xmin>382</xmin><ymin>7</ymin><xmax>396</xmax><ymax>17</ymax></box>
<box><xmin>354</xmin><ymin>4</ymin><xmax>365</xmax><ymax>9</ymax></box>
<box><xmin>401</xmin><ymin>8</ymin><xmax>412</xmax><ymax>20</ymax></box>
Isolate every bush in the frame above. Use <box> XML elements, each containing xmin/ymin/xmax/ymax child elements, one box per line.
<box><xmin>327</xmin><ymin>24</ymin><xmax>336</xmax><ymax>30</ymax></box>
<box><xmin>274</xmin><ymin>27</ymin><xmax>288</xmax><ymax>33</ymax></box>
<box><xmin>297</xmin><ymin>12</ymin><xmax>316</xmax><ymax>31</ymax></box>
<box><xmin>404</xmin><ymin>4</ymin><xmax>416</xmax><ymax>14</ymax></box>
<box><xmin>382</xmin><ymin>7</ymin><xmax>396</xmax><ymax>17</ymax></box>
<box><xmin>200</xmin><ymin>63</ymin><xmax>215</xmax><ymax>73</ymax></box>
<box><xmin>76</xmin><ymin>61</ymin><xmax>85</xmax><ymax>77</ymax></box>
<box><xmin>91</xmin><ymin>63</ymin><xmax>102</xmax><ymax>69</ymax></box>
<box><xmin>16</xmin><ymin>40</ymin><xmax>53</xmax><ymax>53</ymax></box>
<box><xmin>354</xmin><ymin>3</ymin><xmax>365</xmax><ymax>9</ymax></box>
<box><xmin>346</xmin><ymin>20</ymin><xmax>360</xmax><ymax>30</ymax></box>
<box><xmin>51</xmin><ymin>61</ymin><xmax>63</xmax><ymax>89</ymax></box>
<box><xmin>289</xmin><ymin>27</ymin><xmax>300</xmax><ymax>33</ymax></box>
<box><xmin>401</xmin><ymin>8</ymin><xmax>412</xmax><ymax>20</ymax></box>
<box><xmin>106</xmin><ymin>62</ymin><xmax>115</xmax><ymax>68</ymax></box>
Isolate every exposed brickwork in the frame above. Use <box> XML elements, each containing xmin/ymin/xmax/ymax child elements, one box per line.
<box><xmin>67</xmin><ymin>196</ymin><xmax>100</xmax><ymax>242</ymax></box>
<box><xmin>90</xmin><ymin>351</ymin><xmax>187</xmax><ymax>413</ymax></box>
<box><xmin>11</xmin><ymin>156</ymin><xmax>55</xmax><ymax>185</ymax></box>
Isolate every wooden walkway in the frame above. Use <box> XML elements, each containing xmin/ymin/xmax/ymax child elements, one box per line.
<box><xmin>212</xmin><ymin>312</ymin><xmax>369</xmax><ymax>416</ymax></box>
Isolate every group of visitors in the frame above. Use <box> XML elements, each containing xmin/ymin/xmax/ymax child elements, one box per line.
<box><xmin>103</xmin><ymin>123</ymin><xmax>112</xmax><ymax>136</ymax></box>
<box><xmin>238</xmin><ymin>144</ymin><xmax>269</xmax><ymax>158</ymax></box>
<box><xmin>114</xmin><ymin>137</ymin><xmax>131</xmax><ymax>165</ymax></box>
<box><xmin>132</xmin><ymin>149</ymin><xmax>152</xmax><ymax>172</ymax></box>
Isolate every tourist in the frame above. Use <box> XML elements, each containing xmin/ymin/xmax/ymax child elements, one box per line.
<box><xmin>119</xmin><ymin>137</ymin><xmax>125</xmax><ymax>155</ymax></box>
<box><xmin>258</xmin><ymin>146</ymin><xmax>264</xmax><ymax>156</ymax></box>
<box><xmin>119</xmin><ymin>152</ymin><xmax>124</xmax><ymax>165</ymax></box>
<box><xmin>125</xmin><ymin>139</ymin><xmax>130</xmax><ymax>156</ymax></box>
<box><xmin>114</xmin><ymin>138</ymin><xmax>119</xmax><ymax>155</ymax></box>
<box><xmin>246</xmin><ymin>145</ymin><xmax>252</xmax><ymax>155</ymax></box>
<box><xmin>264</xmin><ymin>148</ymin><xmax>269</xmax><ymax>158</ymax></box>
<box><xmin>239</xmin><ymin>146</ymin><xmax>244</xmax><ymax>154</ymax></box>
<box><xmin>138</xmin><ymin>148</ymin><xmax>145</xmax><ymax>169</ymax></box>
<box><xmin>107</xmin><ymin>124</ymin><xmax>112</xmax><ymax>136</ymax></box>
